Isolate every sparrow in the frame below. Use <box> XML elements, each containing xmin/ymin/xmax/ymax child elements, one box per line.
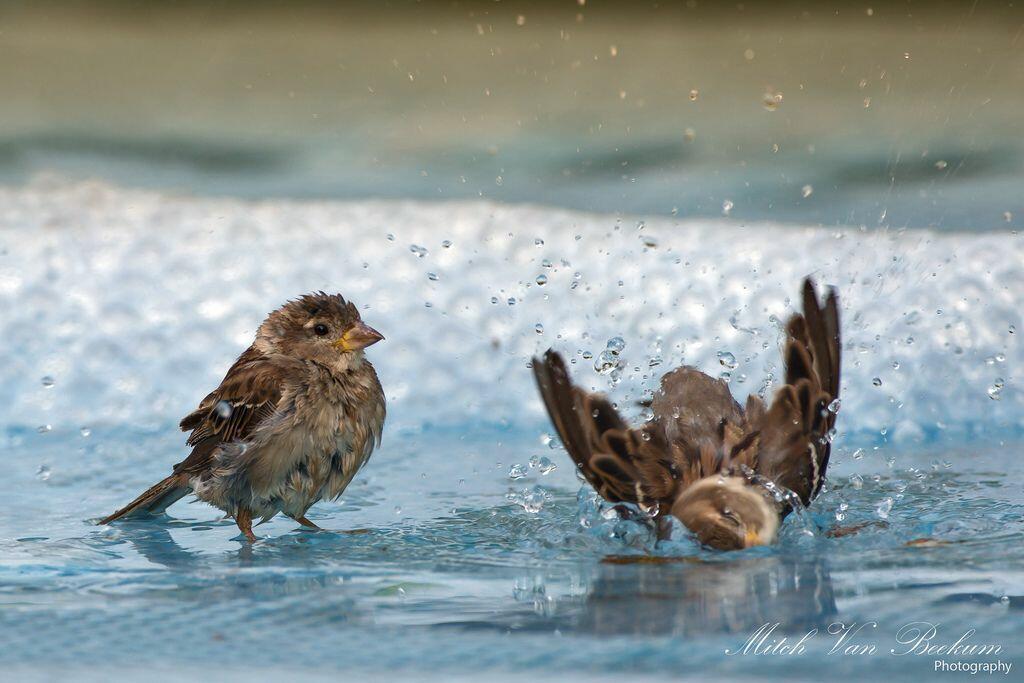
<box><xmin>100</xmin><ymin>292</ymin><xmax>386</xmax><ymax>542</ymax></box>
<box><xmin>533</xmin><ymin>278</ymin><xmax>840</xmax><ymax>551</ymax></box>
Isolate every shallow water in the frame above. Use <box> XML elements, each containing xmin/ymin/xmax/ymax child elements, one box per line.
<box><xmin>2</xmin><ymin>424</ymin><xmax>1023</xmax><ymax>681</ymax></box>
<box><xmin>0</xmin><ymin>182</ymin><xmax>1021</xmax><ymax>679</ymax></box>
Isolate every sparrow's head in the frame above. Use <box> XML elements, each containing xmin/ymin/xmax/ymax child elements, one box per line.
<box><xmin>256</xmin><ymin>292</ymin><xmax>383</xmax><ymax>367</ymax></box>
<box><xmin>671</xmin><ymin>475</ymin><xmax>779</xmax><ymax>551</ymax></box>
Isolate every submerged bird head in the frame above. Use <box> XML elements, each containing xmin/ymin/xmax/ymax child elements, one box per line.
<box><xmin>256</xmin><ymin>292</ymin><xmax>383</xmax><ymax>368</ymax></box>
<box><xmin>671</xmin><ymin>475</ymin><xmax>779</xmax><ymax>551</ymax></box>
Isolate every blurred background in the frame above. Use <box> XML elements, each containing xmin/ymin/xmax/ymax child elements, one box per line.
<box><xmin>1</xmin><ymin>0</ymin><xmax>1021</xmax><ymax>229</ymax></box>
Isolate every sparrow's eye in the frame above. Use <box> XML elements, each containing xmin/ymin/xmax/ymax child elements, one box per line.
<box><xmin>313</xmin><ymin>324</ymin><xmax>330</xmax><ymax>336</ymax></box>
<box><xmin>721</xmin><ymin>510</ymin><xmax>741</xmax><ymax>527</ymax></box>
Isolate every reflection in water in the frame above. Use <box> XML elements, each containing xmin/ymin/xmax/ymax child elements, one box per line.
<box><xmin>575</xmin><ymin>555</ymin><xmax>835</xmax><ymax>637</ymax></box>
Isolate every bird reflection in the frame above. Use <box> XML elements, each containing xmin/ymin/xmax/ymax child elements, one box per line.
<box><xmin>575</xmin><ymin>554</ymin><xmax>836</xmax><ymax>637</ymax></box>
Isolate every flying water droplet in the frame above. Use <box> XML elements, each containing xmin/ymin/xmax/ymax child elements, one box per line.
<box><xmin>36</xmin><ymin>465</ymin><xmax>51</xmax><ymax>481</ymax></box>
<box><xmin>876</xmin><ymin>497</ymin><xmax>893</xmax><ymax>519</ymax></box>
<box><xmin>801</xmin><ymin>185</ymin><xmax>813</xmax><ymax>198</ymax></box>
<box><xmin>534</xmin><ymin>323</ymin><xmax>544</xmax><ymax>335</ymax></box>
<box><xmin>409</xmin><ymin>244</ymin><xmax>429</xmax><ymax>258</ymax></box>
<box><xmin>761</xmin><ymin>90</ymin><xmax>783</xmax><ymax>111</ymax></box>
<box><xmin>41</xmin><ymin>376</ymin><xmax>55</xmax><ymax>388</ymax></box>
<box><xmin>508</xmin><ymin>463</ymin><xmax>528</xmax><ymax>480</ymax></box>
<box><xmin>594</xmin><ymin>350</ymin><xmax>620</xmax><ymax>375</ymax></box>
<box><xmin>717</xmin><ymin>351</ymin><xmax>738</xmax><ymax>369</ymax></box>
<box><xmin>872</xmin><ymin>377</ymin><xmax>882</xmax><ymax>387</ymax></box>
<box><xmin>215</xmin><ymin>400</ymin><xmax>233</xmax><ymax>419</ymax></box>
<box><xmin>535</xmin><ymin>274</ymin><xmax>548</xmax><ymax>286</ymax></box>
<box><xmin>722</xmin><ymin>199</ymin><xmax>734</xmax><ymax>216</ymax></box>
<box><xmin>987</xmin><ymin>378</ymin><xmax>1004</xmax><ymax>401</ymax></box>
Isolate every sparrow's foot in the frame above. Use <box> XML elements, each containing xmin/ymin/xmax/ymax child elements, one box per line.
<box><xmin>235</xmin><ymin>507</ymin><xmax>257</xmax><ymax>542</ymax></box>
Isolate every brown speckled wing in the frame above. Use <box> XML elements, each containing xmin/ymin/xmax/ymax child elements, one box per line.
<box><xmin>755</xmin><ymin>278</ymin><xmax>841</xmax><ymax>506</ymax></box>
<box><xmin>173</xmin><ymin>347</ymin><xmax>286</xmax><ymax>475</ymax></box>
<box><xmin>533</xmin><ymin>350</ymin><xmax>681</xmax><ymax>511</ymax></box>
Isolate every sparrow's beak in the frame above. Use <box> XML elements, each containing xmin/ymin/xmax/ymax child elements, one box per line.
<box><xmin>334</xmin><ymin>322</ymin><xmax>384</xmax><ymax>351</ymax></box>
<box><xmin>744</xmin><ymin>529</ymin><xmax>763</xmax><ymax>547</ymax></box>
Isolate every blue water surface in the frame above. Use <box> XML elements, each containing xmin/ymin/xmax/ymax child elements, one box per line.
<box><xmin>2</xmin><ymin>420</ymin><xmax>1022</xmax><ymax>681</ymax></box>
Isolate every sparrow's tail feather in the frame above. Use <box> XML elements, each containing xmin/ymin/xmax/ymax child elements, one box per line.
<box><xmin>99</xmin><ymin>474</ymin><xmax>190</xmax><ymax>524</ymax></box>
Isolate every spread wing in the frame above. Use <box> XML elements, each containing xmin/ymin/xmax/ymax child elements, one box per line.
<box><xmin>173</xmin><ymin>347</ymin><xmax>286</xmax><ymax>475</ymax></box>
<box><xmin>754</xmin><ymin>278</ymin><xmax>841</xmax><ymax>505</ymax></box>
<box><xmin>533</xmin><ymin>350</ymin><xmax>696</xmax><ymax>512</ymax></box>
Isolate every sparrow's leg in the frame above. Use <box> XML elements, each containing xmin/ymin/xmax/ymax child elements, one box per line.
<box><xmin>235</xmin><ymin>507</ymin><xmax>257</xmax><ymax>542</ymax></box>
<box><xmin>294</xmin><ymin>515</ymin><xmax>321</xmax><ymax>529</ymax></box>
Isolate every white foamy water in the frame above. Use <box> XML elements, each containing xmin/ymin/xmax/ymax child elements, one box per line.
<box><xmin>0</xmin><ymin>178</ymin><xmax>1019</xmax><ymax>442</ymax></box>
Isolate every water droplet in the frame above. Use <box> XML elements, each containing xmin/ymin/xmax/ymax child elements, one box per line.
<box><xmin>872</xmin><ymin>377</ymin><xmax>882</xmax><ymax>387</ymax></box>
<box><xmin>934</xmin><ymin>160</ymin><xmax>948</xmax><ymax>170</ymax></box>
<box><xmin>36</xmin><ymin>465</ymin><xmax>51</xmax><ymax>481</ymax></box>
<box><xmin>37</xmin><ymin>424</ymin><xmax>51</xmax><ymax>434</ymax></box>
<box><xmin>40</xmin><ymin>376</ymin><xmax>55</xmax><ymax>388</ymax></box>
<box><xmin>1004</xmin><ymin>211</ymin><xmax>1013</xmax><ymax>223</ymax></box>
<box><xmin>534</xmin><ymin>238</ymin><xmax>544</xmax><ymax>246</ymax></box>
<box><xmin>534</xmin><ymin>323</ymin><xmax>544</xmax><ymax>335</ymax></box>
<box><xmin>987</xmin><ymin>378</ymin><xmax>1004</xmax><ymax>401</ymax></box>
<box><xmin>801</xmin><ymin>184</ymin><xmax>813</xmax><ymax>198</ymax></box>
<box><xmin>427</xmin><ymin>272</ymin><xmax>439</xmax><ymax>281</ymax></box>
<box><xmin>386</xmin><ymin>233</ymin><xmax>396</xmax><ymax>242</ymax></box>
<box><xmin>508</xmin><ymin>463</ymin><xmax>528</xmax><ymax>480</ymax></box>
<box><xmin>639</xmin><ymin>234</ymin><xmax>659</xmax><ymax>248</ymax></box>
<box><xmin>394</xmin><ymin>506</ymin><xmax>402</xmax><ymax>515</ymax></box>
<box><xmin>79</xmin><ymin>427</ymin><xmax>91</xmax><ymax>437</ymax></box>
<box><xmin>516</xmin><ymin>14</ymin><xmax>526</xmax><ymax>26</ymax></box>
<box><xmin>689</xmin><ymin>88</ymin><xmax>699</xmax><ymax>101</ymax></box>
<box><xmin>609</xmin><ymin>45</ymin><xmax>618</xmax><ymax>57</ymax></box>
<box><xmin>215</xmin><ymin>400</ymin><xmax>233</xmax><ymax>419</ymax></box>
<box><xmin>717</xmin><ymin>351</ymin><xmax>738</xmax><ymax>370</ymax></box>
<box><xmin>722</xmin><ymin>199</ymin><xmax>734</xmax><ymax>216</ymax></box>
<box><xmin>441</xmin><ymin>239</ymin><xmax>453</xmax><ymax>248</ymax></box>
<box><xmin>594</xmin><ymin>350</ymin><xmax>620</xmax><ymax>375</ymax></box>
<box><xmin>409</xmin><ymin>244</ymin><xmax>429</xmax><ymax>258</ymax></box>
<box><xmin>683</xmin><ymin>127</ymin><xmax>696</xmax><ymax>142</ymax></box>
<box><xmin>876</xmin><ymin>497</ymin><xmax>893</xmax><ymax>519</ymax></box>
<box><xmin>827</xmin><ymin>398</ymin><xmax>842</xmax><ymax>413</ymax></box>
<box><xmin>762</xmin><ymin>90</ymin><xmax>783</xmax><ymax>111</ymax></box>
<box><xmin>535</xmin><ymin>274</ymin><xmax>548</xmax><ymax>286</ymax></box>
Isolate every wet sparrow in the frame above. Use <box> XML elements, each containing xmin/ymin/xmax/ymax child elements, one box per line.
<box><xmin>533</xmin><ymin>278</ymin><xmax>841</xmax><ymax>551</ymax></box>
<box><xmin>101</xmin><ymin>292</ymin><xmax>386</xmax><ymax>541</ymax></box>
